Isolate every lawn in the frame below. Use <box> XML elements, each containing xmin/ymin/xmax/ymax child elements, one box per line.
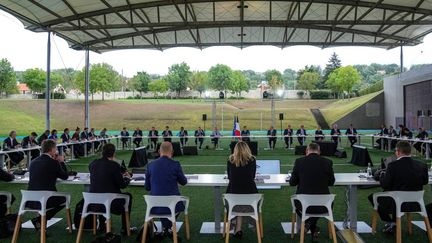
<box><xmin>2</xmin><ymin>137</ymin><xmax>431</xmax><ymax>243</ymax></box>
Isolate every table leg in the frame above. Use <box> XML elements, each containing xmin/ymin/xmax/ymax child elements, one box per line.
<box><xmin>371</xmin><ymin>136</ymin><xmax>374</xmax><ymax>149</ymax></box>
<box><xmin>348</xmin><ymin>185</ymin><xmax>358</xmax><ymax>232</ymax></box>
<box><xmin>91</xmin><ymin>142</ymin><xmax>95</xmax><ymax>155</ymax></box>
<box><xmin>84</xmin><ymin>143</ymin><xmax>88</xmax><ymax>157</ymax></box>
<box><xmin>26</xmin><ymin>151</ymin><xmax>31</xmax><ymax>169</ymax></box>
<box><xmin>214</xmin><ymin>186</ymin><xmax>222</xmax><ymax>232</ymax></box>
<box><xmin>358</xmin><ymin>136</ymin><xmax>361</xmax><ymax>146</ymax></box>
<box><xmin>426</xmin><ymin>144</ymin><xmax>430</xmax><ymax>160</ymax></box>
<box><xmin>387</xmin><ymin>139</ymin><xmax>391</xmax><ymax>152</ymax></box>
<box><xmin>0</xmin><ymin>154</ymin><xmax>4</xmax><ymax>170</ymax></box>
<box><xmin>71</xmin><ymin>145</ymin><xmax>75</xmax><ymax>160</ymax></box>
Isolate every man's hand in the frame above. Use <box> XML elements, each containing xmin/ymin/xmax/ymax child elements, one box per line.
<box><xmin>55</xmin><ymin>154</ymin><xmax>65</xmax><ymax>163</ymax></box>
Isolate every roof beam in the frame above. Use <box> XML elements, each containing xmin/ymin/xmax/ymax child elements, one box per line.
<box><xmin>171</xmin><ymin>0</ymin><xmax>200</xmax><ymax>47</ymax></box>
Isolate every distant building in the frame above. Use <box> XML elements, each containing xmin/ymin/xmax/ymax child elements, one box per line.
<box><xmin>17</xmin><ymin>83</ymin><xmax>30</xmax><ymax>94</ymax></box>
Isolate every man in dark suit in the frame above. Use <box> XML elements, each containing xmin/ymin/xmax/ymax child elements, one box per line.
<box><xmin>132</xmin><ymin>127</ymin><xmax>143</xmax><ymax>147</ymax></box>
<box><xmin>376</xmin><ymin>124</ymin><xmax>389</xmax><ymax>149</ymax></box>
<box><xmin>178</xmin><ymin>127</ymin><xmax>188</xmax><ymax>146</ymax></box>
<box><xmin>162</xmin><ymin>126</ymin><xmax>173</xmax><ymax>142</ymax></box>
<box><xmin>368</xmin><ymin>141</ymin><xmax>428</xmax><ymax>234</ymax></box>
<box><xmin>314</xmin><ymin>126</ymin><xmax>324</xmax><ymax>141</ymax></box>
<box><xmin>194</xmin><ymin>127</ymin><xmax>205</xmax><ymax>149</ymax></box>
<box><xmin>0</xmin><ymin>168</ymin><xmax>15</xmax><ymax>218</ymax></box>
<box><xmin>37</xmin><ymin>130</ymin><xmax>50</xmax><ymax>145</ymax></box>
<box><xmin>267</xmin><ymin>126</ymin><xmax>277</xmax><ymax>149</ymax></box>
<box><xmin>346</xmin><ymin>124</ymin><xmax>358</xmax><ymax>147</ymax></box>
<box><xmin>283</xmin><ymin>125</ymin><xmax>294</xmax><ymax>148</ymax></box>
<box><xmin>89</xmin><ymin>143</ymin><xmax>134</xmax><ymax>234</ymax></box>
<box><xmin>148</xmin><ymin>127</ymin><xmax>159</xmax><ymax>150</ymax></box>
<box><xmin>145</xmin><ymin>142</ymin><xmax>188</xmax><ymax>237</ymax></box>
<box><xmin>22</xmin><ymin>132</ymin><xmax>40</xmax><ymax>160</ymax></box>
<box><xmin>414</xmin><ymin>127</ymin><xmax>429</xmax><ymax>154</ymax></box>
<box><xmin>27</xmin><ymin>139</ymin><xmax>69</xmax><ymax>230</ymax></box>
<box><xmin>289</xmin><ymin>143</ymin><xmax>335</xmax><ymax>242</ymax></box>
<box><xmin>3</xmin><ymin>130</ymin><xmax>25</xmax><ymax>168</ymax></box>
<box><xmin>296</xmin><ymin>125</ymin><xmax>307</xmax><ymax>146</ymax></box>
<box><xmin>241</xmin><ymin>126</ymin><xmax>250</xmax><ymax>142</ymax></box>
<box><xmin>330</xmin><ymin>124</ymin><xmax>341</xmax><ymax>146</ymax></box>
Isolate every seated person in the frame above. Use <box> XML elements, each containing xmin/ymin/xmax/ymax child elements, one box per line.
<box><xmin>120</xmin><ymin>127</ymin><xmax>130</xmax><ymax>149</ymax></box>
<box><xmin>314</xmin><ymin>126</ymin><xmax>324</xmax><ymax>141</ymax></box>
<box><xmin>414</xmin><ymin>127</ymin><xmax>429</xmax><ymax>154</ymax></box>
<box><xmin>368</xmin><ymin>141</ymin><xmax>428</xmax><ymax>234</ymax></box>
<box><xmin>267</xmin><ymin>126</ymin><xmax>277</xmax><ymax>150</ymax></box>
<box><xmin>178</xmin><ymin>127</ymin><xmax>188</xmax><ymax>146</ymax></box>
<box><xmin>388</xmin><ymin>125</ymin><xmax>398</xmax><ymax>150</ymax></box>
<box><xmin>22</xmin><ymin>132</ymin><xmax>40</xmax><ymax>160</ymax></box>
<box><xmin>210</xmin><ymin>127</ymin><xmax>222</xmax><ymax>149</ymax></box>
<box><xmin>27</xmin><ymin>139</ymin><xmax>69</xmax><ymax>230</ymax></box>
<box><xmin>37</xmin><ymin>130</ymin><xmax>50</xmax><ymax>145</ymax></box>
<box><xmin>226</xmin><ymin>141</ymin><xmax>258</xmax><ymax>237</ymax></box>
<box><xmin>283</xmin><ymin>125</ymin><xmax>293</xmax><ymax>148</ymax></box>
<box><xmin>400</xmin><ymin>127</ymin><xmax>413</xmax><ymax>139</ymax></box>
<box><xmin>241</xmin><ymin>126</ymin><xmax>250</xmax><ymax>143</ymax></box>
<box><xmin>194</xmin><ymin>127</ymin><xmax>205</xmax><ymax>149</ymax></box>
<box><xmin>289</xmin><ymin>143</ymin><xmax>335</xmax><ymax>242</ymax></box>
<box><xmin>162</xmin><ymin>126</ymin><xmax>173</xmax><ymax>142</ymax></box>
<box><xmin>0</xmin><ymin>168</ymin><xmax>15</xmax><ymax>218</ymax></box>
<box><xmin>145</xmin><ymin>142</ymin><xmax>188</xmax><ymax>237</ymax></box>
<box><xmin>345</xmin><ymin>124</ymin><xmax>358</xmax><ymax>147</ymax></box>
<box><xmin>3</xmin><ymin>130</ymin><xmax>25</xmax><ymax>168</ymax></box>
<box><xmin>48</xmin><ymin>129</ymin><xmax>58</xmax><ymax>141</ymax></box>
<box><xmin>80</xmin><ymin>127</ymin><xmax>92</xmax><ymax>152</ymax></box>
<box><xmin>99</xmin><ymin>128</ymin><xmax>109</xmax><ymax>146</ymax></box>
<box><xmin>89</xmin><ymin>143</ymin><xmax>134</xmax><ymax>234</ymax></box>
<box><xmin>296</xmin><ymin>125</ymin><xmax>307</xmax><ymax>146</ymax></box>
<box><xmin>330</xmin><ymin>124</ymin><xmax>341</xmax><ymax>146</ymax></box>
<box><xmin>132</xmin><ymin>127</ymin><xmax>143</xmax><ymax>147</ymax></box>
<box><xmin>376</xmin><ymin>124</ymin><xmax>389</xmax><ymax>149</ymax></box>
<box><xmin>89</xmin><ymin>128</ymin><xmax>101</xmax><ymax>150</ymax></box>
<box><xmin>148</xmin><ymin>127</ymin><xmax>159</xmax><ymax>150</ymax></box>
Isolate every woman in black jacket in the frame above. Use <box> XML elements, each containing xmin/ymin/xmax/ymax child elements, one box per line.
<box><xmin>226</xmin><ymin>141</ymin><xmax>258</xmax><ymax>237</ymax></box>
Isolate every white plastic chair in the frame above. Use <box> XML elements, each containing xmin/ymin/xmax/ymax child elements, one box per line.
<box><xmin>371</xmin><ymin>191</ymin><xmax>432</xmax><ymax>243</ymax></box>
<box><xmin>141</xmin><ymin>195</ymin><xmax>190</xmax><ymax>243</ymax></box>
<box><xmin>0</xmin><ymin>191</ymin><xmax>12</xmax><ymax>214</ymax></box>
<box><xmin>290</xmin><ymin>194</ymin><xmax>337</xmax><ymax>243</ymax></box>
<box><xmin>222</xmin><ymin>193</ymin><xmax>264</xmax><ymax>243</ymax></box>
<box><xmin>75</xmin><ymin>192</ymin><xmax>131</xmax><ymax>243</ymax></box>
<box><xmin>11</xmin><ymin>190</ymin><xmax>72</xmax><ymax>243</ymax></box>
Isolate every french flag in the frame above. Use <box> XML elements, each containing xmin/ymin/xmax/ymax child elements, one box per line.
<box><xmin>232</xmin><ymin>115</ymin><xmax>241</xmax><ymax>139</ymax></box>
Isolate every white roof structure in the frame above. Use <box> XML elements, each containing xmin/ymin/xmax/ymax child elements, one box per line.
<box><xmin>1</xmin><ymin>0</ymin><xmax>432</xmax><ymax>52</ymax></box>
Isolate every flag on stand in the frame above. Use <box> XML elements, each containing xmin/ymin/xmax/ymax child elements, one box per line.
<box><xmin>232</xmin><ymin>115</ymin><xmax>241</xmax><ymax>140</ymax></box>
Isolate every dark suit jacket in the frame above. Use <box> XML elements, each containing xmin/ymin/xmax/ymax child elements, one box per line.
<box><xmin>89</xmin><ymin>158</ymin><xmax>129</xmax><ymax>193</ymax></box>
<box><xmin>379</xmin><ymin>128</ymin><xmax>389</xmax><ymax>136</ymax></box>
<box><xmin>289</xmin><ymin>153</ymin><xmax>335</xmax><ymax>194</ymax></box>
<box><xmin>296</xmin><ymin>129</ymin><xmax>307</xmax><ymax>136</ymax></box>
<box><xmin>284</xmin><ymin>129</ymin><xmax>293</xmax><ymax>136</ymax></box>
<box><xmin>226</xmin><ymin>158</ymin><xmax>258</xmax><ymax>194</ymax></box>
<box><xmin>133</xmin><ymin>130</ymin><xmax>143</xmax><ymax>141</ymax></box>
<box><xmin>22</xmin><ymin>136</ymin><xmax>37</xmax><ymax>147</ymax></box>
<box><xmin>61</xmin><ymin>133</ymin><xmax>70</xmax><ymax>143</ymax></box>
<box><xmin>80</xmin><ymin>131</ymin><xmax>89</xmax><ymax>140</ymax></box>
<box><xmin>162</xmin><ymin>130</ymin><xmax>173</xmax><ymax>137</ymax></box>
<box><xmin>0</xmin><ymin>169</ymin><xmax>14</xmax><ymax>182</ymax></box>
<box><xmin>416</xmin><ymin>131</ymin><xmax>428</xmax><ymax>140</ymax></box>
<box><xmin>345</xmin><ymin>128</ymin><xmax>358</xmax><ymax>135</ymax></box>
<box><xmin>28</xmin><ymin>154</ymin><xmax>68</xmax><ymax>191</ymax></box>
<box><xmin>194</xmin><ymin>130</ymin><xmax>205</xmax><ymax>137</ymax></box>
<box><xmin>267</xmin><ymin>129</ymin><xmax>277</xmax><ymax>137</ymax></box>
<box><xmin>145</xmin><ymin>156</ymin><xmax>187</xmax><ymax>195</ymax></box>
<box><xmin>3</xmin><ymin>137</ymin><xmax>19</xmax><ymax>149</ymax></box>
<box><xmin>179</xmin><ymin>130</ymin><xmax>188</xmax><ymax>137</ymax></box>
<box><xmin>380</xmin><ymin>157</ymin><xmax>428</xmax><ymax>191</ymax></box>
<box><xmin>37</xmin><ymin>134</ymin><xmax>48</xmax><ymax>144</ymax></box>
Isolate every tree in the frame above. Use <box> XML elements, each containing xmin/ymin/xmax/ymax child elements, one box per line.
<box><xmin>326</xmin><ymin>66</ymin><xmax>361</xmax><ymax>98</ymax></box>
<box><xmin>166</xmin><ymin>62</ymin><xmax>192</xmax><ymax>97</ymax></box>
<box><xmin>241</xmin><ymin>70</ymin><xmax>263</xmax><ymax>88</ymax></box>
<box><xmin>75</xmin><ymin>63</ymin><xmax>120</xmax><ymax>101</ymax></box>
<box><xmin>297</xmin><ymin>71</ymin><xmax>319</xmax><ymax>93</ymax></box>
<box><xmin>0</xmin><ymin>58</ymin><xmax>17</xmax><ymax>97</ymax></box>
<box><xmin>230</xmin><ymin>70</ymin><xmax>249</xmax><ymax>98</ymax></box>
<box><xmin>190</xmin><ymin>71</ymin><xmax>208</xmax><ymax>97</ymax></box>
<box><xmin>264</xmin><ymin>70</ymin><xmax>282</xmax><ymax>84</ymax></box>
<box><xmin>208</xmin><ymin>64</ymin><xmax>233</xmax><ymax>95</ymax></box>
<box><xmin>323</xmin><ymin>52</ymin><xmax>342</xmax><ymax>84</ymax></box>
<box><xmin>282</xmin><ymin>68</ymin><xmax>297</xmax><ymax>89</ymax></box>
<box><xmin>22</xmin><ymin>68</ymin><xmax>46</xmax><ymax>93</ymax></box>
<box><xmin>131</xmin><ymin>71</ymin><xmax>151</xmax><ymax>95</ymax></box>
<box><xmin>268</xmin><ymin>75</ymin><xmax>283</xmax><ymax>91</ymax></box>
<box><xmin>149</xmin><ymin>79</ymin><xmax>168</xmax><ymax>97</ymax></box>
<box><xmin>52</xmin><ymin>68</ymin><xmax>76</xmax><ymax>92</ymax></box>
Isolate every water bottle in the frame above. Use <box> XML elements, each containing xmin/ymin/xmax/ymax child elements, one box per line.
<box><xmin>367</xmin><ymin>163</ymin><xmax>372</xmax><ymax>178</ymax></box>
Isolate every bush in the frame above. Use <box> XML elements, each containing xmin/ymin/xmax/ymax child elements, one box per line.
<box><xmin>35</xmin><ymin>93</ymin><xmax>66</xmax><ymax>99</ymax></box>
<box><xmin>297</xmin><ymin>91</ymin><xmax>305</xmax><ymax>99</ymax></box>
<box><xmin>309</xmin><ymin>90</ymin><xmax>332</xmax><ymax>99</ymax></box>
<box><xmin>358</xmin><ymin>80</ymin><xmax>383</xmax><ymax>96</ymax></box>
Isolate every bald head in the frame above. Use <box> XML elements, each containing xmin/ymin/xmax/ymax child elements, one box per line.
<box><xmin>159</xmin><ymin>141</ymin><xmax>173</xmax><ymax>158</ymax></box>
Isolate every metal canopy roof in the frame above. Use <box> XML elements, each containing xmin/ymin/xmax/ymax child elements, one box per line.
<box><xmin>1</xmin><ymin>0</ymin><xmax>432</xmax><ymax>52</ymax></box>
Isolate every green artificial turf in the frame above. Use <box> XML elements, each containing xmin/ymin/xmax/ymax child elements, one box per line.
<box><xmin>2</xmin><ymin>138</ymin><xmax>431</xmax><ymax>243</ymax></box>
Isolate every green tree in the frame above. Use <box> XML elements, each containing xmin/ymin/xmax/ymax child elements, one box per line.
<box><xmin>241</xmin><ymin>70</ymin><xmax>263</xmax><ymax>88</ymax></box>
<box><xmin>22</xmin><ymin>68</ymin><xmax>46</xmax><ymax>93</ymax></box>
<box><xmin>264</xmin><ymin>69</ymin><xmax>283</xmax><ymax>89</ymax></box>
<box><xmin>75</xmin><ymin>63</ymin><xmax>120</xmax><ymax>101</ymax></box>
<box><xmin>0</xmin><ymin>58</ymin><xmax>17</xmax><ymax>97</ymax></box>
<box><xmin>230</xmin><ymin>70</ymin><xmax>249</xmax><ymax>98</ymax></box>
<box><xmin>166</xmin><ymin>62</ymin><xmax>192</xmax><ymax>97</ymax></box>
<box><xmin>131</xmin><ymin>71</ymin><xmax>151</xmax><ymax>95</ymax></box>
<box><xmin>190</xmin><ymin>71</ymin><xmax>208</xmax><ymax>97</ymax></box>
<box><xmin>282</xmin><ymin>68</ymin><xmax>297</xmax><ymax>89</ymax></box>
<box><xmin>149</xmin><ymin>79</ymin><xmax>168</xmax><ymax>97</ymax></box>
<box><xmin>297</xmin><ymin>71</ymin><xmax>319</xmax><ymax>93</ymax></box>
<box><xmin>326</xmin><ymin>66</ymin><xmax>361</xmax><ymax>98</ymax></box>
<box><xmin>323</xmin><ymin>52</ymin><xmax>342</xmax><ymax>84</ymax></box>
<box><xmin>208</xmin><ymin>64</ymin><xmax>233</xmax><ymax>95</ymax></box>
<box><xmin>52</xmin><ymin>68</ymin><xmax>75</xmax><ymax>92</ymax></box>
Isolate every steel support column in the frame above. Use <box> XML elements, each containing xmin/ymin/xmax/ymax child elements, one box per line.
<box><xmin>400</xmin><ymin>44</ymin><xmax>404</xmax><ymax>73</ymax></box>
<box><xmin>84</xmin><ymin>49</ymin><xmax>90</xmax><ymax>128</ymax></box>
<box><xmin>45</xmin><ymin>32</ymin><xmax>51</xmax><ymax>130</ymax></box>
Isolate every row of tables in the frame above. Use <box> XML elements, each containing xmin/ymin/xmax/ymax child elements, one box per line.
<box><xmin>368</xmin><ymin>134</ymin><xmax>432</xmax><ymax>159</ymax></box>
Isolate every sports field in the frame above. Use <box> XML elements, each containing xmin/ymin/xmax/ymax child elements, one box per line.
<box><xmin>2</xmin><ymin>138</ymin><xmax>431</xmax><ymax>243</ymax></box>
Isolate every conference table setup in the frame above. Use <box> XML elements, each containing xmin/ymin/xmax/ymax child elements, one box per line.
<box><xmin>367</xmin><ymin>134</ymin><xmax>432</xmax><ymax>159</ymax></box>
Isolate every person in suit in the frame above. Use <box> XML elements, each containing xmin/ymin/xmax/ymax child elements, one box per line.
<box><xmin>194</xmin><ymin>127</ymin><xmax>205</xmax><ymax>149</ymax></box>
<box><xmin>388</xmin><ymin>125</ymin><xmax>398</xmax><ymax>150</ymax></box>
<box><xmin>148</xmin><ymin>127</ymin><xmax>159</xmax><ymax>150</ymax></box>
<box><xmin>89</xmin><ymin>128</ymin><xmax>101</xmax><ymax>151</ymax></box>
<box><xmin>22</xmin><ymin>132</ymin><xmax>40</xmax><ymax>160</ymax></box>
<box><xmin>89</xmin><ymin>143</ymin><xmax>134</xmax><ymax>234</ymax></box>
<box><xmin>368</xmin><ymin>141</ymin><xmax>428</xmax><ymax>234</ymax></box>
<box><xmin>414</xmin><ymin>127</ymin><xmax>429</xmax><ymax>154</ymax></box>
<box><xmin>37</xmin><ymin>130</ymin><xmax>50</xmax><ymax>145</ymax></box>
<box><xmin>346</xmin><ymin>124</ymin><xmax>358</xmax><ymax>147</ymax></box>
<box><xmin>162</xmin><ymin>126</ymin><xmax>173</xmax><ymax>142</ymax></box>
<box><xmin>27</xmin><ymin>139</ymin><xmax>69</xmax><ymax>230</ymax></box>
<box><xmin>145</xmin><ymin>142</ymin><xmax>188</xmax><ymax>237</ymax></box>
<box><xmin>241</xmin><ymin>126</ymin><xmax>251</xmax><ymax>142</ymax></box>
<box><xmin>289</xmin><ymin>143</ymin><xmax>335</xmax><ymax>242</ymax></box>
<box><xmin>376</xmin><ymin>124</ymin><xmax>389</xmax><ymax>149</ymax></box>
<box><xmin>226</xmin><ymin>141</ymin><xmax>258</xmax><ymax>237</ymax></box>
<box><xmin>132</xmin><ymin>127</ymin><xmax>143</xmax><ymax>147</ymax></box>
<box><xmin>48</xmin><ymin>129</ymin><xmax>58</xmax><ymax>141</ymax></box>
<box><xmin>330</xmin><ymin>124</ymin><xmax>341</xmax><ymax>146</ymax></box>
<box><xmin>99</xmin><ymin>128</ymin><xmax>109</xmax><ymax>146</ymax></box>
<box><xmin>211</xmin><ymin>127</ymin><xmax>222</xmax><ymax>149</ymax></box>
<box><xmin>283</xmin><ymin>125</ymin><xmax>294</xmax><ymax>149</ymax></box>
<box><xmin>0</xmin><ymin>168</ymin><xmax>15</xmax><ymax>218</ymax></box>
<box><xmin>267</xmin><ymin>126</ymin><xmax>277</xmax><ymax>149</ymax></box>
<box><xmin>314</xmin><ymin>126</ymin><xmax>324</xmax><ymax>141</ymax></box>
<box><xmin>178</xmin><ymin>127</ymin><xmax>188</xmax><ymax>146</ymax></box>
<box><xmin>296</xmin><ymin>125</ymin><xmax>307</xmax><ymax>146</ymax></box>
<box><xmin>401</xmin><ymin>127</ymin><xmax>413</xmax><ymax>138</ymax></box>
<box><xmin>79</xmin><ymin>127</ymin><xmax>92</xmax><ymax>154</ymax></box>
<box><xmin>70</xmin><ymin>127</ymin><xmax>85</xmax><ymax>157</ymax></box>
<box><xmin>120</xmin><ymin>127</ymin><xmax>130</xmax><ymax>149</ymax></box>
<box><xmin>71</xmin><ymin>127</ymin><xmax>81</xmax><ymax>141</ymax></box>
<box><xmin>3</xmin><ymin>130</ymin><xmax>25</xmax><ymax>168</ymax></box>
